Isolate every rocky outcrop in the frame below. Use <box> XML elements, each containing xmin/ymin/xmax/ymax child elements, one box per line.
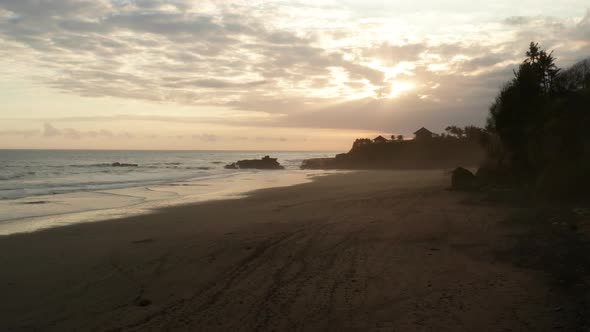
<box><xmin>300</xmin><ymin>139</ymin><xmax>484</xmax><ymax>170</ymax></box>
<box><xmin>225</xmin><ymin>156</ymin><xmax>284</xmax><ymax>170</ymax></box>
<box><xmin>300</xmin><ymin>157</ymin><xmax>339</xmax><ymax>170</ymax></box>
<box><xmin>451</xmin><ymin>167</ymin><xmax>476</xmax><ymax>190</ymax></box>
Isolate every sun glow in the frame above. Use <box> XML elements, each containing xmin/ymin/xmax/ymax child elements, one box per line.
<box><xmin>387</xmin><ymin>81</ymin><xmax>416</xmax><ymax>98</ymax></box>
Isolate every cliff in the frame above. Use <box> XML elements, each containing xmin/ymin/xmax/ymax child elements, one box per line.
<box><xmin>302</xmin><ymin>138</ymin><xmax>485</xmax><ymax>170</ymax></box>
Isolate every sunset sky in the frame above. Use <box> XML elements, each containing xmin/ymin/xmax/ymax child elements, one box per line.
<box><xmin>1</xmin><ymin>0</ymin><xmax>589</xmax><ymax>150</ymax></box>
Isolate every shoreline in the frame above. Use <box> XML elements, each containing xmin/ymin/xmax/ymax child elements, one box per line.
<box><xmin>0</xmin><ymin>169</ymin><xmax>339</xmax><ymax>236</ymax></box>
<box><xmin>1</xmin><ymin>170</ymin><xmax>588</xmax><ymax>331</ymax></box>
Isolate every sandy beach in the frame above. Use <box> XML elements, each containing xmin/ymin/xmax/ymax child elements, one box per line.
<box><xmin>1</xmin><ymin>170</ymin><xmax>588</xmax><ymax>331</ymax></box>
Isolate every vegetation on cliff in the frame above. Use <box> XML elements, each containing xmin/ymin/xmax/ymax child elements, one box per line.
<box><xmin>481</xmin><ymin>42</ymin><xmax>590</xmax><ymax>198</ymax></box>
<box><xmin>302</xmin><ymin>126</ymin><xmax>486</xmax><ymax>170</ymax></box>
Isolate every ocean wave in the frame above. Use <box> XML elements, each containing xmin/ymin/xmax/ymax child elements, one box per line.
<box><xmin>142</xmin><ymin>165</ymin><xmax>214</xmax><ymax>170</ymax></box>
<box><xmin>0</xmin><ymin>171</ymin><xmax>36</xmax><ymax>181</ymax></box>
<box><xmin>69</xmin><ymin>162</ymin><xmax>139</xmax><ymax>168</ymax></box>
<box><xmin>69</xmin><ymin>163</ymin><xmax>111</xmax><ymax>168</ymax></box>
<box><xmin>284</xmin><ymin>159</ymin><xmax>304</xmax><ymax>163</ymax></box>
<box><xmin>0</xmin><ymin>170</ymin><xmax>225</xmax><ymax>200</ymax></box>
<box><xmin>0</xmin><ymin>150</ymin><xmax>333</xmax><ymax>201</ymax></box>
<box><xmin>144</xmin><ymin>162</ymin><xmax>183</xmax><ymax>166</ymax></box>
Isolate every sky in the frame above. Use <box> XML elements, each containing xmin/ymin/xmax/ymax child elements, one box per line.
<box><xmin>0</xmin><ymin>0</ymin><xmax>589</xmax><ymax>151</ymax></box>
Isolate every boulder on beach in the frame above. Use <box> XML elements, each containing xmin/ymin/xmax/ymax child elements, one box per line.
<box><xmin>451</xmin><ymin>167</ymin><xmax>475</xmax><ymax>190</ymax></box>
<box><xmin>225</xmin><ymin>156</ymin><xmax>284</xmax><ymax>170</ymax></box>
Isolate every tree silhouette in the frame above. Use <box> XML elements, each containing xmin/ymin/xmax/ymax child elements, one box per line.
<box><xmin>463</xmin><ymin>125</ymin><xmax>485</xmax><ymax>142</ymax></box>
<box><xmin>351</xmin><ymin>138</ymin><xmax>373</xmax><ymax>152</ymax></box>
<box><xmin>486</xmin><ymin>42</ymin><xmax>558</xmax><ymax>177</ymax></box>
<box><xmin>445</xmin><ymin>126</ymin><xmax>465</xmax><ymax>139</ymax></box>
<box><xmin>528</xmin><ymin>45</ymin><xmax>560</xmax><ymax>93</ymax></box>
<box><xmin>484</xmin><ymin>42</ymin><xmax>590</xmax><ymax>195</ymax></box>
<box><xmin>555</xmin><ymin>58</ymin><xmax>590</xmax><ymax>91</ymax></box>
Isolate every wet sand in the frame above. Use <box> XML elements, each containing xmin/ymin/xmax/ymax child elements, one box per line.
<box><xmin>0</xmin><ymin>170</ymin><xmax>587</xmax><ymax>331</ymax></box>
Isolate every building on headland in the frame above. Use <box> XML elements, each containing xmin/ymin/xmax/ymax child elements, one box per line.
<box><xmin>413</xmin><ymin>127</ymin><xmax>436</xmax><ymax>141</ymax></box>
<box><xmin>373</xmin><ymin>135</ymin><xmax>388</xmax><ymax>144</ymax></box>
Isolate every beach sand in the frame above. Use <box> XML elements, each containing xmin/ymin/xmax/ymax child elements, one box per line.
<box><xmin>0</xmin><ymin>170</ymin><xmax>587</xmax><ymax>331</ymax></box>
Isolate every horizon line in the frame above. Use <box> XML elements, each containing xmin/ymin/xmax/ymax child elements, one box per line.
<box><xmin>0</xmin><ymin>148</ymin><xmax>346</xmax><ymax>153</ymax></box>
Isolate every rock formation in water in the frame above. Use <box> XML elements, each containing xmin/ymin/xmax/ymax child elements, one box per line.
<box><xmin>225</xmin><ymin>156</ymin><xmax>284</xmax><ymax>170</ymax></box>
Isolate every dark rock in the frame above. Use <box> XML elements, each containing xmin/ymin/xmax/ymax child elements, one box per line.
<box><xmin>300</xmin><ymin>158</ymin><xmax>337</xmax><ymax>170</ymax></box>
<box><xmin>224</xmin><ymin>163</ymin><xmax>237</xmax><ymax>169</ymax></box>
<box><xmin>225</xmin><ymin>156</ymin><xmax>284</xmax><ymax>170</ymax></box>
<box><xmin>451</xmin><ymin>167</ymin><xmax>475</xmax><ymax>190</ymax></box>
<box><xmin>475</xmin><ymin>164</ymin><xmax>494</xmax><ymax>179</ymax></box>
<box><xmin>535</xmin><ymin>161</ymin><xmax>590</xmax><ymax>199</ymax></box>
<box><xmin>136</xmin><ymin>298</ymin><xmax>152</xmax><ymax>307</ymax></box>
<box><xmin>112</xmin><ymin>162</ymin><xmax>138</xmax><ymax>167</ymax></box>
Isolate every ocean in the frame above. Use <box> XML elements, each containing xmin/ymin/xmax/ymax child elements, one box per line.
<box><xmin>0</xmin><ymin>150</ymin><xmax>340</xmax><ymax>235</ymax></box>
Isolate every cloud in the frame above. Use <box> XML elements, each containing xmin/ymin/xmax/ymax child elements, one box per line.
<box><xmin>363</xmin><ymin>42</ymin><xmax>427</xmax><ymax>63</ymax></box>
<box><xmin>0</xmin><ymin>1</ymin><xmax>589</xmax><ymax>134</ymax></box>
<box><xmin>99</xmin><ymin>129</ymin><xmax>114</xmax><ymax>137</ymax></box>
<box><xmin>0</xmin><ymin>0</ymin><xmax>392</xmax><ymax>105</ymax></box>
<box><xmin>0</xmin><ymin>129</ymin><xmax>40</xmax><ymax>137</ymax></box>
<box><xmin>172</xmin><ymin>79</ymin><xmax>267</xmax><ymax>89</ymax></box>
<box><xmin>43</xmin><ymin>123</ymin><xmax>61</xmax><ymax>137</ymax></box>
<box><xmin>504</xmin><ymin>16</ymin><xmax>534</xmax><ymax>25</ymax></box>
<box><xmin>39</xmin><ymin>123</ymin><xmax>135</xmax><ymax>140</ymax></box>
<box><xmin>192</xmin><ymin>133</ymin><xmax>218</xmax><ymax>142</ymax></box>
<box><xmin>255</xmin><ymin>136</ymin><xmax>288</xmax><ymax>142</ymax></box>
<box><xmin>575</xmin><ymin>10</ymin><xmax>590</xmax><ymax>37</ymax></box>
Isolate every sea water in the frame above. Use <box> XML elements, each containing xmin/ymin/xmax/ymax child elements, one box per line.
<box><xmin>0</xmin><ymin>150</ymin><xmax>340</xmax><ymax>235</ymax></box>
